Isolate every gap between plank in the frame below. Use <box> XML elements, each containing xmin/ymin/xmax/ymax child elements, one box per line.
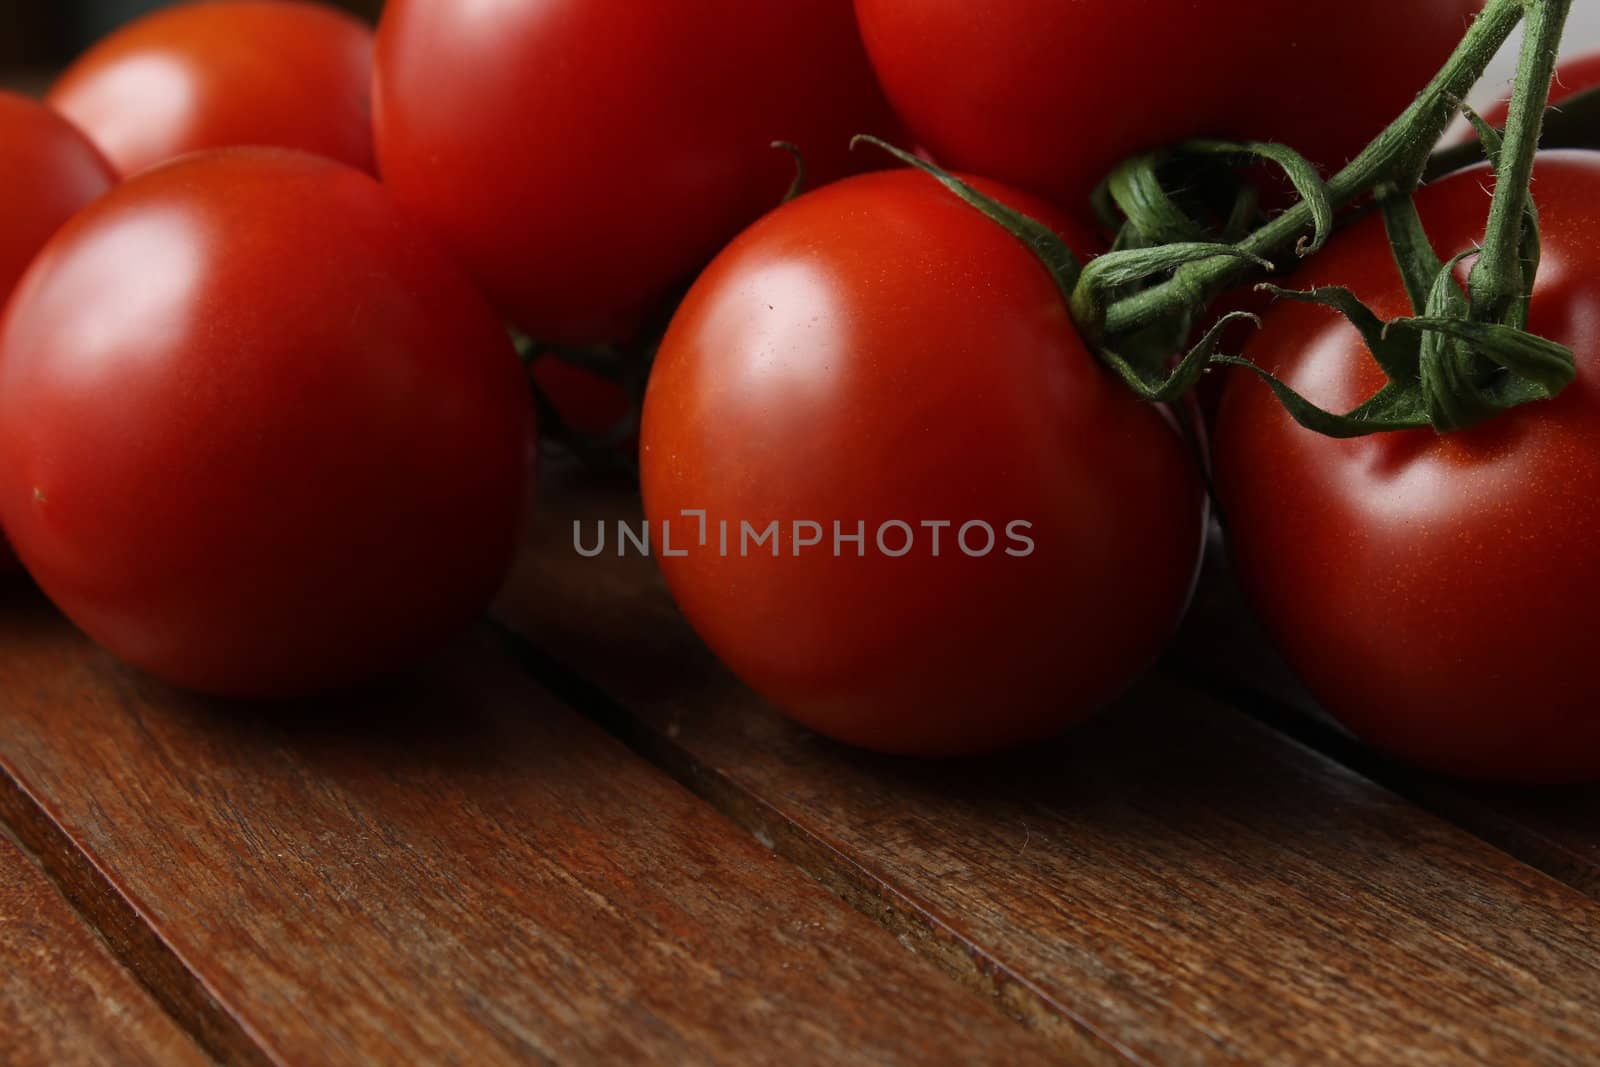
<box><xmin>1162</xmin><ymin>657</ymin><xmax>1600</xmax><ymax>902</ymax></box>
<box><xmin>0</xmin><ymin>818</ymin><xmax>217</xmax><ymax>1066</ymax></box>
<box><xmin>0</xmin><ymin>760</ymin><xmax>277</xmax><ymax>1067</ymax></box>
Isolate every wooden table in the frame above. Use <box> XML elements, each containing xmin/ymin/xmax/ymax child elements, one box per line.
<box><xmin>2</xmin><ymin>463</ymin><xmax>1596</xmax><ymax>1066</ymax></box>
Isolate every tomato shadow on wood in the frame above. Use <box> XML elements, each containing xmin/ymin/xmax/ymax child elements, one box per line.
<box><xmin>1175</xmin><ymin>539</ymin><xmax>1600</xmax><ymax>898</ymax></box>
<box><xmin>0</xmin><ymin>589</ymin><xmax>574</xmax><ymax>783</ymax></box>
<box><xmin>497</xmin><ymin>472</ymin><xmax>1361</xmax><ymax>853</ymax></box>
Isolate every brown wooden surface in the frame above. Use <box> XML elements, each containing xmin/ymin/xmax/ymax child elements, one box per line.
<box><xmin>1</xmin><ymin>462</ymin><xmax>1595</xmax><ymax>1064</ymax></box>
<box><xmin>495</xmin><ymin>468</ymin><xmax>1600</xmax><ymax>1066</ymax></box>
<box><xmin>1175</xmin><ymin>550</ymin><xmax>1600</xmax><ymax>901</ymax></box>
<box><xmin>0</xmin><ymin>591</ymin><xmax>1064</xmax><ymax>1066</ymax></box>
<box><xmin>0</xmin><ymin>828</ymin><xmax>209</xmax><ymax>1067</ymax></box>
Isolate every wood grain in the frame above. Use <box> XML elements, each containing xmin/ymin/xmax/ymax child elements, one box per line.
<box><xmin>0</xmin><ymin>827</ymin><xmax>209</xmax><ymax>1067</ymax></box>
<box><xmin>1174</xmin><ymin>543</ymin><xmax>1600</xmax><ymax>901</ymax></box>
<box><xmin>496</xmin><ymin>468</ymin><xmax>1600</xmax><ymax>1066</ymax></box>
<box><xmin>0</xmin><ymin>591</ymin><xmax>1065</xmax><ymax>1066</ymax></box>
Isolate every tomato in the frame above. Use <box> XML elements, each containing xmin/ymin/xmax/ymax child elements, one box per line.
<box><xmin>0</xmin><ymin>93</ymin><xmax>116</xmax><ymax>578</ymax></box>
<box><xmin>640</xmin><ymin>169</ymin><xmax>1205</xmax><ymax>757</ymax></box>
<box><xmin>530</xmin><ymin>357</ymin><xmax>635</xmax><ymax>439</ymax></box>
<box><xmin>855</xmin><ymin>0</ymin><xmax>1485</xmax><ymax>215</ymax></box>
<box><xmin>0</xmin><ymin>150</ymin><xmax>533</xmax><ymax>698</ymax></box>
<box><xmin>373</xmin><ymin>0</ymin><xmax>901</xmax><ymax>345</ymax></box>
<box><xmin>1480</xmin><ymin>48</ymin><xmax>1600</xmax><ymax>127</ymax></box>
<box><xmin>1214</xmin><ymin>151</ymin><xmax>1600</xmax><ymax>784</ymax></box>
<box><xmin>0</xmin><ymin>92</ymin><xmax>115</xmax><ymax>307</ymax></box>
<box><xmin>49</xmin><ymin>0</ymin><xmax>375</xmax><ymax>177</ymax></box>
<box><xmin>530</xmin><ymin>356</ymin><xmax>641</xmax><ymax>466</ymax></box>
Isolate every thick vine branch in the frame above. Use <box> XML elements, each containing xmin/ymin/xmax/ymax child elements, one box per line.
<box><xmin>1467</xmin><ymin>0</ymin><xmax>1572</xmax><ymax>323</ymax></box>
<box><xmin>1100</xmin><ymin>0</ymin><xmax>1528</xmax><ymax>341</ymax></box>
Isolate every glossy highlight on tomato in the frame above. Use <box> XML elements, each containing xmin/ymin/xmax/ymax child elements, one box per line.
<box><xmin>373</xmin><ymin>0</ymin><xmax>901</xmax><ymax>345</ymax></box>
<box><xmin>855</xmin><ymin>0</ymin><xmax>1485</xmax><ymax>214</ymax></box>
<box><xmin>49</xmin><ymin>0</ymin><xmax>375</xmax><ymax>177</ymax></box>
<box><xmin>641</xmin><ymin>169</ymin><xmax>1206</xmax><ymax>757</ymax></box>
<box><xmin>0</xmin><ymin>149</ymin><xmax>534</xmax><ymax>698</ymax></box>
<box><xmin>1215</xmin><ymin>151</ymin><xmax>1600</xmax><ymax>784</ymax></box>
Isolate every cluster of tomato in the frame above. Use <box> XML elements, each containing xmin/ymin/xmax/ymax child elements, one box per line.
<box><xmin>2</xmin><ymin>0</ymin><xmax>1597</xmax><ymax>785</ymax></box>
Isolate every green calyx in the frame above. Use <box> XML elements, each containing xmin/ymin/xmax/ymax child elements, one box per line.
<box><xmin>1096</xmin><ymin>139</ymin><xmax>1334</xmax><ymax>259</ymax></box>
<box><xmin>859</xmin><ymin>0</ymin><xmax>1580</xmax><ymax>439</ymax></box>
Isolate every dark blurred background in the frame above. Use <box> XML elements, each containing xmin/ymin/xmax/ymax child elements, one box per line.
<box><xmin>1</xmin><ymin>0</ymin><xmax>382</xmax><ymax>73</ymax></box>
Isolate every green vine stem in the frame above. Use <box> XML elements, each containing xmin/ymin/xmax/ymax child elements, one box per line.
<box><xmin>1427</xmin><ymin>83</ymin><xmax>1600</xmax><ymax>178</ymax></box>
<box><xmin>857</xmin><ymin>0</ymin><xmax>1575</xmax><ymax>436</ymax></box>
<box><xmin>1467</xmin><ymin>0</ymin><xmax>1572</xmax><ymax>325</ymax></box>
<box><xmin>1100</xmin><ymin>0</ymin><xmax>1527</xmax><ymax>343</ymax></box>
<box><xmin>1211</xmin><ymin>0</ymin><xmax>1576</xmax><ymax>437</ymax></box>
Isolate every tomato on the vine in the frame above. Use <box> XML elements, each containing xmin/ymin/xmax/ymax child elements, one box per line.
<box><xmin>373</xmin><ymin>0</ymin><xmax>901</xmax><ymax>345</ymax></box>
<box><xmin>49</xmin><ymin>0</ymin><xmax>375</xmax><ymax>177</ymax></box>
<box><xmin>1214</xmin><ymin>151</ymin><xmax>1600</xmax><ymax>784</ymax></box>
<box><xmin>641</xmin><ymin>169</ymin><xmax>1205</xmax><ymax>757</ymax></box>
<box><xmin>0</xmin><ymin>92</ymin><xmax>114</xmax><ymax>305</ymax></box>
<box><xmin>0</xmin><ymin>149</ymin><xmax>533</xmax><ymax>698</ymax></box>
<box><xmin>854</xmin><ymin>0</ymin><xmax>1485</xmax><ymax>215</ymax></box>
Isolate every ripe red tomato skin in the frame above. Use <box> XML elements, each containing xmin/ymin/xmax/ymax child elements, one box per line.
<box><xmin>49</xmin><ymin>0</ymin><xmax>375</xmax><ymax>177</ymax></box>
<box><xmin>1214</xmin><ymin>152</ymin><xmax>1600</xmax><ymax>784</ymax></box>
<box><xmin>0</xmin><ymin>93</ymin><xmax>115</xmax><ymax>578</ymax></box>
<box><xmin>0</xmin><ymin>149</ymin><xmax>534</xmax><ymax>699</ymax></box>
<box><xmin>641</xmin><ymin>170</ymin><xmax>1205</xmax><ymax>757</ymax></box>
<box><xmin>0</xmin><ymin>92</ymin><xmax>115</xmax><ymax>307</ymax></box>
<box><xmin>530</xmin><ymin>357</ymin><xmax>635</xmax><ymax>438</ymax></box>
<box><xmin>373</xmin><ymin>0</ymin><xmax>901</xmax><ymax>345</ymax></box>
<box><xmin>855</xmin><ymin>0</ymin><xmax>1484</xmax><ymax>215</ymax></box>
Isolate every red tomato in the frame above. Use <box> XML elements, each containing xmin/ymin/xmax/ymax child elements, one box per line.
<box><xmin>0</xmin><ymin>93</ymin><xmax>115</xmax><ymax>578</ymax></box>
<box><xmin>1479</xmin><ymin>48</ymin><xmax>1600</xmax><ymax>127</ymax></box>
<box><xmin>1214</xmin><ymin>152</ymin><xmax>1600</xmax><ymax>784</ymax></box>
<box><xmin>0</xmin><ymin>92</ymin><xmax>114</xmax><ymax>306</ymax></box>
<box><xmin>49</xmin><ymin>0</ymin><xmax>374</xmax><ymax>177</ymax></box>
<box><xmin>0</xmin><ymin>150</ymin><xmax>533</xmax><ymax>698</ymax></box>
<box><xmin>641</xmin><ymin>170</ymin><xmax>1205</xmax><ymax>757</ymax></box>
<box><xmin>855</xmin><ymin>0</ymin><xmax>1485</xmax><ymax>214</ymax></box>
<box><xmin>530</xmin><ymin>357</ymin><xmax>635</xmax><ymax>439</ymax></box>
<box><xmin>373</xmin><ymin>0</ymin><xmax>901</xmax><ymax>345</ymax></box>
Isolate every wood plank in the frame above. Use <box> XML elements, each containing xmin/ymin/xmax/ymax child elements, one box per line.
<box><xmin>1174</xmin><ymin>544</ymin><xmax>1600</xmax><ymax>901</ymax></box>
<box><xmin>0</xmin><ymin>592</ymin><xmax>1065</xmax><ymax>1066</ymax></box>
<box><xmin>0</xmin><ymin>828</ymin><xmax>209</xmax><ymax>1067</ymax></box>
<box><xmin>497</xmin><ymin>468</ymin><xmax>1600</xmax><ymax>1066</ymax></box>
